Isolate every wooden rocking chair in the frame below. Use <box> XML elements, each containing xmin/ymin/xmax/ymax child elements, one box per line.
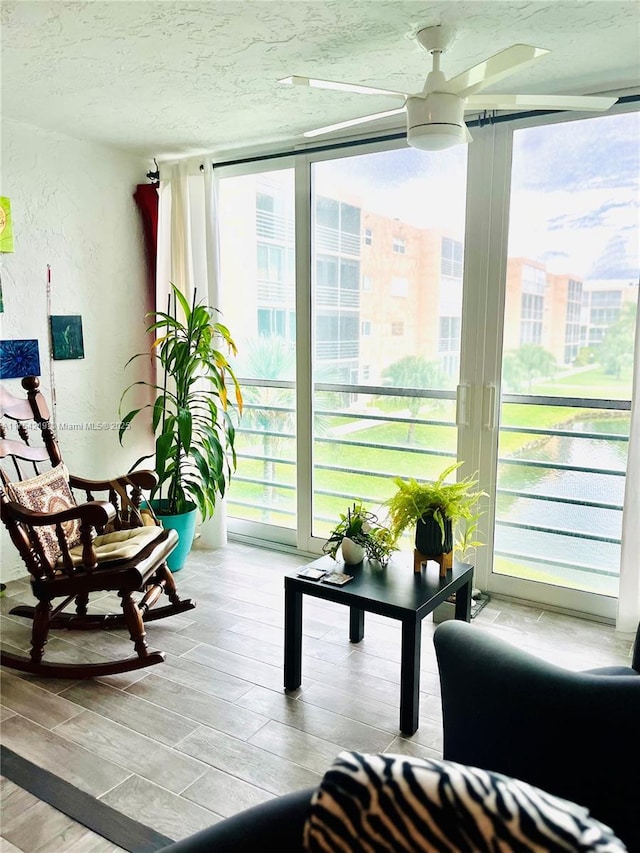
<box><xmin>0</xmin><ymin>376</ymin><xmax>195</xmax><ymax>678</ymax></box>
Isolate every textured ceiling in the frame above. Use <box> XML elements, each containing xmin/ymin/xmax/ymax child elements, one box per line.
<box><xmin>2</xmin><ymin>1</ymin><xmax>639</xmax><ymax>159</ymax></box>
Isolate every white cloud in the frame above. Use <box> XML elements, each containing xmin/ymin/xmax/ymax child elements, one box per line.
<box><xmin>508</xmin><ymin>187</ymin><xmax>639</xmax><ymax>278</ymax></box>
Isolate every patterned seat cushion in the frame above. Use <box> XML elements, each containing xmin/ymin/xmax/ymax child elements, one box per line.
<box><xmin>304</xmin><ymin>752</ymin><xmax>625</xmax><ymax>852</ymax></box>
<box><xmin>7</xmin><ymin>463</ymin><xmax>81</xmax><ymax>567</ymax></box>
<box><xmin>61</xmin><ymin>525</ymin><xmax>165</xmax><ymax>566</ymax></box>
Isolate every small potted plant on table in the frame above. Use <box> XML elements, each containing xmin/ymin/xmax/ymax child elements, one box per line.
<box><xmin>323</xmin><ymin>501</ymin><xmax>396</xmax><ymax>567</ymax></box>
<box><xmin>386</xmin><ymin>462</ymin><xmax>485</xmax><ymax>576</ymax></box>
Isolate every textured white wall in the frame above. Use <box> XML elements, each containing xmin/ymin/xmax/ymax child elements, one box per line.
<box><xmin>1</xmin><ymin>118</ymin><xmax>154</xmax><ymax>580</ymax></box>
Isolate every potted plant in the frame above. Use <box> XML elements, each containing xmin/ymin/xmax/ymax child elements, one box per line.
<box><xmin>119</xmin><ymin>284</ymin><xmax>243</xmax><ymax>571</ymax></box>
<box><xmin>323</xmin><ymin>501</ymin><xmax>396</xmax><ymax>567</ymax></box>
<box><xmin>385</xmin><ymin>462</ymin><xmax>486</xmax><ymax>573</ymax></box>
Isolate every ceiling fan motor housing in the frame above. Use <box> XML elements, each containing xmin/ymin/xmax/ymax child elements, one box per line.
<box><xmin>407</xmin><ymin>93</ymin><xmax>466</xmax><ymax>149</ymax></box>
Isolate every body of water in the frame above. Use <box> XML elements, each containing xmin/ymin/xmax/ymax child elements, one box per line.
<box><xmin>494</xmin><ymin>418</ymin><xmax>628</xmax><ymax>596</ymax></box>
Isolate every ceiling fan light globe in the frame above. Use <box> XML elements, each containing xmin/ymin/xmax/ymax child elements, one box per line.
<box><xmin>406</xmin><ymin>94</ymin><xmax>467</xmax><ymax>150</ymax></box>
<box><xmin>408</xmin><ymin>124</ymin><xmax>466</xmax><ymax>150</ymax></box>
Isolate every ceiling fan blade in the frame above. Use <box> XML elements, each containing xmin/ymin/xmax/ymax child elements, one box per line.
<box><xmin>447</xmin><ymin>45</ymin><xmax>550</xmax><ymax>97</ymax></box>
<box><xmin>279</xmin><ymin>75</ymin><xmax>406</xmax><ymax>99</ymax></box>
<box><xmin>303</xmin><ymin>108</ymin><xmax>406</xmax><ymax>138</ymax></box>
<box><xmin>466</xmin><ymin>93</ymin><xmax>618</xmax><ymax>112</ymax></box>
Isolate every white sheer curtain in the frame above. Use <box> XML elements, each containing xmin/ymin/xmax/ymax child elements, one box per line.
<box><xmin>156</xmin><ymin>157</ymin><xmax>228</xmax><ymax>548</ymax></box>
<box><xmin>617</xmin><ymin>299</ymin><xmax>640</xmax><ymax>633</ymax></box>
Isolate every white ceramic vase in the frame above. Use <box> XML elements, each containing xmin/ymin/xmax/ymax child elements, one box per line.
<box><xmin>341</xmin><ymin>537</ymin><xmax>365</xmax><ymax>565</ymax></box>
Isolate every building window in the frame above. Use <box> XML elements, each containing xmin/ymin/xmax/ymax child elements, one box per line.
<box><xmin>257</xmin><ymin>243</ymin><xmax>284</xmax><ymax>282</ymax></box>
<box><xmin>316</xmin><ymin>254</ymin><xmax>338</xmax><ymax>289</ymax></box>
<box><xmin>522</xmin><ymin>264</ymin><xmax>546</xmax><ymax>295</ymax></box>
<box><xmin>362</xmin><ymin>275</ymin><xmax>373</xmax><ymax>292</ymax></box>
<box><xmin>391</xmin><ymin>322</ymin><xmax>404</xmax><ymax>336</ymax></box>
<box><xmin>256</xmin><ymin>192</ymin><xmax>276</xmax><ymax>239</ymax></box>
<box><xmin>341</xmin><ymin>259</ymin><xmax>359</xmax><ymax>290</ymax></box>
<box><xmin>341</xmin><ymin>203</ymin><xmax>361</xmax><ymax>235</ymax></box>
<box><xmin>316</xmin><ymin>196</ymin><xmax>339</xmax><ymax>230</ymax></box>
<box><xmin>315</xmin><ymin>312</ymin><xmax>360</xmax><ymax>361</ymax></box>
<box><xmin>567</xmin><ymin>279</ymin><xmax>582</xmax><ymax>302</ymax></box>
<box><xmin>362</xmin><ymin>365</ymin><xmax>370</xmax><ymax>380</ymax></box>
<box><xmin>441</xmin><ymin>237</ymin><xmax>463</xmax><ymax>278</ymax></box>
<box><xmin>361</xmin><ymin>320</ymin><xmax>371</xmax><ymax>336</ymax></box>
<box><xmin>440</xmin><ymin>353</ymin><xmax>460</xmax><ymax>377</ymax></box>
<box><xmin>564</xmin><ymin>278</ymin><xmax>583</xmax><ymax>364</ymax></box>
<box><xmin>364</xmin><ymin>228</ymin><xmax>373</xmax><ymax>246</ymax></box>
<box><xmin>392</xmin><ymin>237</ymin><xmax>406</xmax><ymax>254</ymax></box>
<box><xmin>257</xmin><ymin>307</ymin><xmax>294</xmax><ymax>340</ymax></box>
<box><xmin>589</xmin><ymin>290</ymin><xmax>622</xmax><ymax>325</ymax></box>
<box><xmin>315</xmin><ymin>196</ymin><xmax>361</xmax><ymax>255</ymax></box>
<box><xmin>390</xmin><ymin>277</ymin><xmax>409</xmax><ymax>297</ymax></box>
<box><xmin>520</xmin><ymin>264</ymin><xmax>545</xmax><ymax>345</ymax></box>
<box><xmin>439</xmin><ymin>316</ymin><xmax>461</xmax><ymax>375</ymax></box>
<box><xmin>439</xmin><ymin>316</ymin><xmax>461</xmax><ymax>353</ymax></box>
<box><xmin>591</xmin><ymin>307</ymin><xmax>621</xmax><ymax>324</ymax></box>
<box><xmin>316</xmin><ymin>255</ymin><xmax>361</xmax><ymax>308</ymax></box>
<box><xmin>255</xmin><ymin>191</ymin><xmax>291</xmax><ymax>241</ymax></box>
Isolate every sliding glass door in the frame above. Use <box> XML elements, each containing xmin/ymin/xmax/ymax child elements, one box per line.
<box><xmin>218</xmin><ymin>105</ymin><xmax>638</xmax><ymax>619</ymax></box>
<box><xmin>309</xmin><ymin>146</ymin><xmax>467</xmax><ymax>545</ymax></box>
<box><xmin>218</xmin><ymin>167</ymin><xmax>297</xmax><ymax>543</ymax></box>
<box><xmin>488</xmin><ymin>111</ymin><xmax>639</xmax><ymax>613</ymax></box>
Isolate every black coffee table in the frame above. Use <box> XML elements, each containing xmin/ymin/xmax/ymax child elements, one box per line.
<box><xmin>284</xmin><ymin>553</ymin><xmax>473</xmax><ymax>735</ymax></box>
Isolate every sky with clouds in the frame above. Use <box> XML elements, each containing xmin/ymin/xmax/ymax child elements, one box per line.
<box><xmin>509</xmin><ymin>111</ymin><xmax>639</xmax><ymax>280</ymax></box>
<box><xmin>313</xmin><ymin>109</ymin><xmax>639</xmax><ymax>282</ymax></box>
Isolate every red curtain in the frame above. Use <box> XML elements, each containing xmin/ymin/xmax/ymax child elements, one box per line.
<box><xmin>133</xmin><ymin>184</ymin><xmax>159</xmax><ymax>311</ymax></box>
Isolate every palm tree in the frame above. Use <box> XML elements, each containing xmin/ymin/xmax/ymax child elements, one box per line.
<box><xmin>503</xmin><ymin>344</ymin><xmax>556</xmax><ymax>392</ymax></box>
<box><xmin>381</xmin><ymin>355</ymin><xmax>448</xmax><ymax>444</ymax></box>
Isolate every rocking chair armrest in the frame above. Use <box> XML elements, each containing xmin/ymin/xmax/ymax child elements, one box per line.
<box><xmin>5</xmin><ymin>499</ymin><xmax>116</xmax><ymax>528</ymax></box>
<box><xmin>69</xmin><ymin>470</ymin><xmax>159</xmax><ymax>492</ymax></box>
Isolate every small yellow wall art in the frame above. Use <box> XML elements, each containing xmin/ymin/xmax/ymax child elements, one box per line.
<box><xmin>0</xmin><ymin>197</ymin><xmax>14</xmax><ymax>253</ymax></box>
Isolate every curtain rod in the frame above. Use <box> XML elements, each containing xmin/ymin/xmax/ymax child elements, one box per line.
<box><xmin>203</xmin><ymin>92</ymin><xmax>640</xmax><ymax>171</ymax></box>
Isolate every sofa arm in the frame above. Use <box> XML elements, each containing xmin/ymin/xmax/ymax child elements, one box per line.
<box><xmin>159</xmin><ymin>787</ymin><xmax>314</xmax><ymax>852</ymax></box>
<box><xmin>433</xmin><ymin>620</ymin><xmax>640</xmax><ymax>850</ymax></box>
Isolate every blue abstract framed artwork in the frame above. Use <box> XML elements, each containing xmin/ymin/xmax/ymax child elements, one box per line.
<box><xmin>0</xmin><ymin>339</ymin><xmax>41</xmax><ymax>379</ymax></box>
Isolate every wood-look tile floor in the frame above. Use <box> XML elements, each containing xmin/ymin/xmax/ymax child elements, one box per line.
<box><xmin>0</xmin><ymin>542</ymin><xmax>636</xmax><ymax>851</ymax></box>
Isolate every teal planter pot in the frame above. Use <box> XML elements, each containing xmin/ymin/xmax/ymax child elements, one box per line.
<box><xmin>150</xmin><ymin>500</ymin><xmax>197</xmax><ymax>572</ymax></box>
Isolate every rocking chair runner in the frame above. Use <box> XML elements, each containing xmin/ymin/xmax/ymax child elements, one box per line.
<box><xmin>0</xmin><ymin>376</ymin><xmax>195</xmax><ymax>678</ymax></box>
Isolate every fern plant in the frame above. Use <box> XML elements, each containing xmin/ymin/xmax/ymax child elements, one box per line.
<box><xmin>386</xmin><ymin>462</ymin><xmax>486</xmax><ymax>548</ymax></box>
<box><xmin>120</xmin><ymin>284</ymin><xmax>243</xmax><ymax>519</ymax></box>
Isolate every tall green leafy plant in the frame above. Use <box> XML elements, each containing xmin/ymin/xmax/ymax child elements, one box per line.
<box><xmin>120</xmin><ymin>284</ymin><xmax>243</xmax><ymax>519</ymax></box>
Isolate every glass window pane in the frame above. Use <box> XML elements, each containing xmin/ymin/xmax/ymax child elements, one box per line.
<box><xmin>316</xmin><ymin>196</ymin><xmax>339</xmax><ymax>229</ymax></box>
<box><xmin>496</xmin><ymin>111</ymin><xmax>639</xmax><ymax>596</ymax></box>
<box><xmin>311</xmin><ymin>146</ymin><xmax>467</xmax><ymax>540</ymax></box>
<box><xmin>218</xmin><ymin>169</ymin><xmax>296</xmax><ymax>530</ymax></box>
<box><xmin>341</xmin><ymin>259</ymin><xmax>359</xmax><ymax>290</ymax></box>
<box><xmin>341</xmin><ymin>203</ymin><xmax>361</xmax><ymax>235</ymax></box>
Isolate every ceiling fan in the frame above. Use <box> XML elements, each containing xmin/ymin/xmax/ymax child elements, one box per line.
<box><xmin>279</xmin><ymin>26</ymin><xmax>618</xmax><ymax>150</ymax></box>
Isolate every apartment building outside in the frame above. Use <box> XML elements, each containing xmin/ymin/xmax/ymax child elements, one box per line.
<box><xmin>220</xmin><ymin>174</ymin><xmax>636</xmax><ymax>388</ymax></box>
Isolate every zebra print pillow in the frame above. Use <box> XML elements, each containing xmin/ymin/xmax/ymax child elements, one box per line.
<box><xmin>303</xmin><ymin>752</ymin><xmax>625</xmax><ymax>852</ymax></box>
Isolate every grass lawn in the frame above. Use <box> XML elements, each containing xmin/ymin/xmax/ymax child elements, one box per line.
<box><xmin>535</xmin><ymin>365</ymin><xmax>633</xmax><ymax>399</ymax></box>
<box><xmin>231</xmin><ymin>365</ymin><xmax>630</xmax><ymax>536</ymax></box>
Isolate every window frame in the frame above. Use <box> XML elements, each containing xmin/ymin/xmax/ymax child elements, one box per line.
<box><xmin>217</xmin><ymin>101</ymin><xmax>638</xmax><ymax>621</ymax></box>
